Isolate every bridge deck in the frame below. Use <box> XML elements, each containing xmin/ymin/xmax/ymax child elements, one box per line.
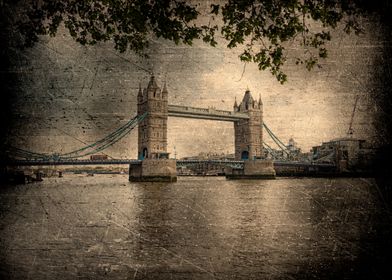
<box><xmin>3</xmin><ymin>159</ymin><xmax>335</xmax><ymax>168</ymax></box>
<box><xmin>168</xmin><ymin>105</ymin><xmax>249</xmax><ymax>122</ymax></box>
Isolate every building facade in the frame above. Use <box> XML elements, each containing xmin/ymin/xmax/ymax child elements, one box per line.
<box><xmin>312</xmin><ymin>138</ymin><xmax>376</xmax><ymax>172</ymax></box>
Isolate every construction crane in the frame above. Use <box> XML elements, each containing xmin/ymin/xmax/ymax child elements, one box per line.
<box><xmin>347</xmin><ymin>95</ymin><xmax>360</xmax><ymax>136</ymax></box>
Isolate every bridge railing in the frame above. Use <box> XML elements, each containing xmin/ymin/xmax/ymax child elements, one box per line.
<box><xmin>168</xmin><ymin>105</ymin><xmax>249</xmax><ymax>120</ymax></box>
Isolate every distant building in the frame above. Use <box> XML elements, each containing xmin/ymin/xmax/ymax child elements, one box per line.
<box><xmin>312</xmin><ymin>138</ymin><xmax>376</xmax><ymax>172</ymax></box>
<box><xmin>263</xmin><ymin>138</ymin><xmax>311</xmax><ymax>162</ymax></box>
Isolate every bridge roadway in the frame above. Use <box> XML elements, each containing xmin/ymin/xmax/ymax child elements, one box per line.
<box><xmin>3</xmin><ymin>159</ymin><xmax>243</xmax><ymax>166</ymax></box>
<box><xmin>168</xmin><ymin>105</ymin><xmax>249</xmax><ymax>122</ymax></box>
<box><xmin>3</xmin><ymin>159</ymin><xmax>335</xmax><ymax>169</ymax></box>
<box><xmin>90</xmin><ymin>105</ymin><xmax>249</xmax><ymax>122</ymax></box>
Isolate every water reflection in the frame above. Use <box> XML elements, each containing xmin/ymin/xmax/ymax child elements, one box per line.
<box><xmin>0</xmin><ymin>176</ymin><xmax>389</xmax><ymax>279</ymax></box>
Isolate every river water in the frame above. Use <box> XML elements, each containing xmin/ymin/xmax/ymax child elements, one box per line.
<box><xmin>0</xmin><ymin>175</ymin><xmax>391</xmax><ymax>279</ymax></box>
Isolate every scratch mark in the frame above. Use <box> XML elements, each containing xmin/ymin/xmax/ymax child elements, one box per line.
<box><xmin>172</xmin><ymin>198</ymin><xmax>207</xmax><ymax>219</ymax></box>
<box><xmin>38</xmin><ymin>197</ymin><xmax>49</xmax><ymax>217</ymax></box>
<box><xmin>133</xmin><ymin>267</ymin><xmax>138</xmax><ymax>279</ymax></box>
<box><xmin>160</xmin><ymin>247</ymin><xmax>215</xmax><ymax>278</ymax></box>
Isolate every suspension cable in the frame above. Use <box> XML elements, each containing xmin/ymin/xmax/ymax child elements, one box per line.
<box><xmin>6</xmin><ymin>112</ymin><xmax>147</xmax><ymax>160</ymax></box>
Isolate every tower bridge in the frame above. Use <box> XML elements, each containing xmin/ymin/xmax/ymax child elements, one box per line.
<box><xmin>2</xmin><ymin>75</ymin><xmax>291</xmax><ymax>182</ymax></box>
<box><xmin>130</xmin><ymin>76</ymin><xmax>275</xmax><ymax>181</ymax></box>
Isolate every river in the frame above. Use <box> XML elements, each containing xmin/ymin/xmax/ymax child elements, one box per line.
<box><xmin>0</xmin><ymin>175</ymin><xmax>391</xmax><ymax>279</ymax></box>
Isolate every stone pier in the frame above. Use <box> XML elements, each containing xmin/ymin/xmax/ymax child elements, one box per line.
<box><xmin>129</xmin><ymin>159</ymin><xmax>177</xmax><ymax>182</ymax></box>
<box><xmin>226</xmin><ymin>159</ymin><xmax>276</xmax><ymax>179</ymax></box>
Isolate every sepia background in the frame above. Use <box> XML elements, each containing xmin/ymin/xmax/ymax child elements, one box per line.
<box><xmin>1</xmin><ymin>11</ymin><xmax>387</xmax><ymax>160</ymax></box>
<box><xmin>1</xmin><ymin>2</ymin><xmax>392</xmax><ymax>280</ymax></box>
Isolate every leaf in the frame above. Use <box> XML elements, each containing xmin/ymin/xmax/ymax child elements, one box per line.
<box><xmin>210</xmin><ymin>4</ymin><xmax>220</xmax><ymax>15</ymax></box>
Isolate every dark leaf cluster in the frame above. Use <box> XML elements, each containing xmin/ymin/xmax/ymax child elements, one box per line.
<box><xmin>6</xmin><ymin>0</ymin><xmax>368</xmax><ymax>83</ymax></box>
<box><xmin>219</xmin><ymin>0</ymin><xmax>364</xmax><ymax>83</ymax></box>
<box><xmin>11</xmin><ymin>0</ymin><xmax>217</xmax><ymax>56</ymax></box>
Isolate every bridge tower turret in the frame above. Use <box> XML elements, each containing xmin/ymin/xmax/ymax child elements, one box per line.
<box><xmin>234</xmin><ymin>89</ymin><xmax>263</xmax><ymax>160</ymax></box>
<box><xmin>233</xmin><ymin>97</ymin><xmax>238</xmax><ymax>111</ymax></box>
<box><xmin>137</xmin><ymin>75</ymin><xmax>169</xmax><ymax>160</ymax></box>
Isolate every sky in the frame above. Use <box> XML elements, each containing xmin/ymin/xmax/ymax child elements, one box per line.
<box><xmin>6</xmin><ymin>12</ymin><xmax>381</xmax><ymax>159</ymax></box>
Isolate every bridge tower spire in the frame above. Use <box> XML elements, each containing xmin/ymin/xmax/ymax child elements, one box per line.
<box><xmin>258</xmin><ymin>94</ymin><xmax>262</xmax><ymax>107</ymax></box>
<box><xmin>137</xmin><ymin>83</ymin><xmax>143</xmax><ymax>103</ymax></box>
<box><xmin>233</xmin><ymin>97</ymin><xmax>238</xmax><ymax>111</ymax></box>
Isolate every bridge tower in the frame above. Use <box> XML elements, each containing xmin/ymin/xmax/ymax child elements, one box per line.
<box><xmin>233</xmin><ymin>89</ymin><xmax>263</xmax><ymax>160</ymax></box>
<box><xmin>226</xmin><ymin>89</ymin><xmax>275</xmax><ymax>179</ymax></box>
<box><xmin>137</xmin><ymin>75</ymin><xmax>168</xmax><ymax>160</ymax></box>
<box><xmin>129</xmin><ymin>76</ymin><xmax>176</xmax><ymax>182</ymax></box>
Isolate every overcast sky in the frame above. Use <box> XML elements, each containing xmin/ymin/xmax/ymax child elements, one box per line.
<box><xmin>7</xmin><ymin>14</ymin><xmax>381</xmax><ymax>159</ymax></box>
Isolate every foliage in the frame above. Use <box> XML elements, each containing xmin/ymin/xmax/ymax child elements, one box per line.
<box><xmin>219</xmin><ymin>0</ymin><xmax>363</xmax><ymax>83</ymax></box>
<box><xmin>4</xmin><ymin>0</ymin><xmax>366</xmax><ymax>83</ymax></box>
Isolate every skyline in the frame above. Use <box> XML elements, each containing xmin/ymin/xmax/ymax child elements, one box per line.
<box><xmin>5</xmin><ymin>18</ymin><xmax>379</xmax><ymax>159</ymax></box>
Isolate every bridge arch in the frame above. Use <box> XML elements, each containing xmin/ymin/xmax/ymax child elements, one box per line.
<box><xmin>241</xmin><ymin>151</ymin><xmax>249</xmax><ymax>160</ymax></box>
<box><xmin>139</xmin><ymin>147</ymin><xmax>148</xmax><ymax>160</ymax></box>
